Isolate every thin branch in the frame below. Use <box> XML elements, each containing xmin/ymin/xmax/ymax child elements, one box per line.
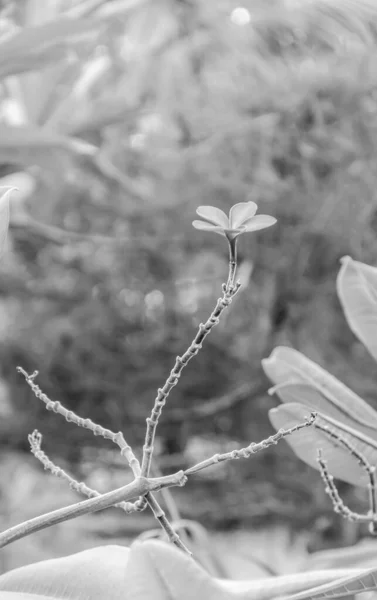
<box><xmin>145</xmin><ymin>493</ymin><xmax>192</xmax><ymax>555</ymax></box>
<box><xmin>317</xmin><ymin>449</ymin><xmax>373</xmax><ymax>524</ymax></box>
<box><xmin>146</xmin><ymin>464</ymin><xmax>191</xmax><ymax>554</ymax></box>
<box><xmin>315</xmin><ymin>422</ymin><xmax>377</xmax><ymax>534</ymax></box>
<box><xmin>17</xmin><ymin>367</ymin><xmax>140</xmax><ymax>476</ymax></box>
<box><xmin>150</xmin><ymin>464</ymin><xmax>181</xmax><ymax>523</ymax></box>
<box><xmin>0</xmin><ymin>470</ymin><xmax>187</xmax><ymax>549</ymax></box>
<box><xmin>28</xmin><ymin>430</ymin><xmax>144</xmax><ymax>515</ymax></box>
<box><xmin>141</xmin><ymin>240</ymin><xmax>241</xmax><ymax>478</ymax></box>
<box><xmin>185</xmin><ymin>413</ymin><xmax>317</xmax><ymax>476</ymax></box>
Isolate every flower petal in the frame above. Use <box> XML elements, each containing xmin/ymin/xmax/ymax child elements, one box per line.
<box><xmin>243</xmin><ymin>215</ymin><xmax>277</xmax><ymax>232</ymax></box>
<box><xmin>192</xmin><ymin>220</ymin><xmax>226</xmax><ymax>236</ymax></box>
<box><xmin>196</xmin><ymin>206</ymin><xmax>229</xmax><ymax>228</ymax></box>
<box><xmin>229</xmin><ymin>202</ymin><xmax>257</xmax><ymax>229</ymax></box>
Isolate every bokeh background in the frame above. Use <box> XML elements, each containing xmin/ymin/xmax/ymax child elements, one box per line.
<box><xmin>1</xmin><ymin>0</ymin><xmax>377</xmax><ymax>576</ymax></box>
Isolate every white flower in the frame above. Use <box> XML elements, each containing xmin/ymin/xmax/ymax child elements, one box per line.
<box><xmin>193</xmin><ymin>202</ymin><xmax>276</xmax><ymax>241</ymax></box>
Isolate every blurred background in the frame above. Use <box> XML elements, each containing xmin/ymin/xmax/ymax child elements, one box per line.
<box><xmin>1</xmin><ymin>0</ymin><xmax>377</xmax><ymax>576</ymax></box>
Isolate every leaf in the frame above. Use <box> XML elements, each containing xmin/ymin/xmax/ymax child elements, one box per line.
<box><xmin>0</xmin><ymin>541</ymin><xmax>229</xmax><ymax>600</ymax></box>
<box><xmin>0</xmin><ymin>187</ymin><xmax>15</xmax><ymax>259</ymax></box>
<box><xmin>269</xmin><ymin>402</ymin><xmax>377</xmax><ymax>486</ymax></box>
<box><xmin>262</xmin><ymin>346</ymin><xmax>377</xmax><ymax>440</ymax></box>
<box><xmin>280</xmin><ymin>564</ymin><xmax>377</xmax><ymax>600</ymax></box>
<box><xmin>0</xmin><ymin>545</ymin><xmax>131</xmax><ymax>600</ymax></box>
<box><xmin>0</xmin><ymin>540</ymin><xmax>370</xmax><ymax>600</ymax></box>
<box><xmin>221</xmin><ymin>569</ymin><xmax>366</xmax><ymax>600</ymax></box>
<box><xmin>337</xmin><ymin>256</ymin><xmax>377</xmax><ymax>363</ymax></box>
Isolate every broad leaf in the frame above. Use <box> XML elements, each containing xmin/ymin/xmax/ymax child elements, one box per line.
<box><xmin>0</xmin><ymin>545</ymin><xmax>131</xmax><ymax>600</ymax></box>
<box><xmin>262</xmin><ymin>346</ymin><xmax>377</xmax><ymax>440</ymax></box>
<box><xmin>0</xmin><ymin>539</ymin><xmax>370</xmax><ymax>600</ymax></box>
<box><xmin>281</xmin><ymin>564</ymin><xmax>377</xmax><ymax>600</ymax></box>
<box><xmin>269</xmin><ymin>403</ymin><xmax>377</xmax><ymax>486</ymax></box>
<box><xmin>0</xmin><ymin>542</ymin><xmax>229</xmax><ymax>600</ymax></box>
<box><xmin>337</xmin><ymin>256</ymin><xmax>377</xmax><ymax>363</ymax></box>
<box><xmin>0</xmin><ymin>187</ymin><xmax>15</xmax><ymax>259</ymax></box>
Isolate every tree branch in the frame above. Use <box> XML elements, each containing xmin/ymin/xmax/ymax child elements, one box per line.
<box><xmin>0</xmin><ymin>470</ymin><xmax>187</xmax><ymax>548</ymax></box>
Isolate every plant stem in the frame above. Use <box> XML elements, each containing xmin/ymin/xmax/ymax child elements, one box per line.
<box><xmin>141</xmin><ymin>241</ymin><xmax>241</xmax><ymax>478</ymax></box>
<box><xmin>226</xmin><ymin>237</ymin><xmax>237</xmax><ymax>290</ymax></box>
<box><xmin>145</xmin><ymin>493</ymin><xmax>192</xmax><ymax>555</ymax></box>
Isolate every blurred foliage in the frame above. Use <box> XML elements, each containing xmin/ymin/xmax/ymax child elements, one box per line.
<box><xmin>2</xmin><ymin>0</ymin><xmax>377</xmax><ymax>543</ymax></box>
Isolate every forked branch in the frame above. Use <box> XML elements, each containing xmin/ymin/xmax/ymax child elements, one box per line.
<box><xmin>17</xmin><ymin>367</ymin><xmax>140</xmax><ymax>475</ymax></box>
<box><xmin>29</xmin><ymin>430</ymin><xmax>144</xmax><ymax>514</ymax></box>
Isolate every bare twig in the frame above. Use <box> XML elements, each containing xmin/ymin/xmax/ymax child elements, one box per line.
<box><xmin>185</xmin><ymin>413</ymin><xmax>317</xmax><ymax>476</ymax></box>
<box><xmin>317</xmin><ymin>449</ymin><xmax>373</xmax><ymax>525</ymax></box>
<box><xmin>145</xmin><ymin>493</ymin><xmax>192</xmax><ymax>555</ymax></box>
<box><xmin>315</xmin><ymin>422</ymin><xmax>377</xmax><ymax>534</ymax></box>
<box><xmin>17</xmin><ymin>367</ymin><xmax>140</xmax><ymax>475</ymax></box>
<box><xmin>141</xmin><ymin>238</ymin><xmax>241</xmax><ymax>478</ymax></box>
<box><xmin>29</xmin><ymin>430</ymin><xmax>144</xmax><ymax>515</ymax></box>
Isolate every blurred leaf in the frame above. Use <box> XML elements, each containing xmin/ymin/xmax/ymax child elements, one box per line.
<box><xmin>95</xmin><ymin>0</ymin><xmax>151</xmax><ymax>20</ymax></box>
<box><xmin>269</xmin><ymin>402</ymin><xmax>377</xmax><ymax>486</ymax></box>
<box><xmin>66</xmin><ymin>0</ymin><xmax>107</xmax><ymax>19</ymax></box>
<box><xmin>43</xmin><ymin>56</ymin><xmax>112</xmax><ymax>133</ymax></box>
<box><xmin>337</xmin><ymin>256</ymin><xmax>377</xmax><ymax>363</ymax></box>
<box><xmin>23</xmin><ymin>0</ymin><xmax>62</xmax><ymax>27</ymax></box>
<box><xmin>0</xmin><ymin>124</ymin><xmax>95</xmax><ymax>167</ymax></box>
<box><xmin>262</xmin><ymin>346</ymin><xmax>377</xmax><ymax>439</ymax></box>
<box><xmin>17</xmin><ymin>57</ymin><xmax>82</xmax><ymax>127</ymax></box>
<box><xmin>0</xmin><ymin>17</ymin><xmax>100</xmax><ymax>78</ymax></box>
<box><xmin>0</xmin><ymin>186</ymin><xmax>15</xmax><ymax>259</ymax></box>
<box><xmin>294</xmin><ymin>0</ymin><xmax>377</xmax><ymax>48</ymax></box>
<box><xmin>303</xmin><ymin>539</ymin><xmax>377</xmax><ymax>571</ymax></box>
